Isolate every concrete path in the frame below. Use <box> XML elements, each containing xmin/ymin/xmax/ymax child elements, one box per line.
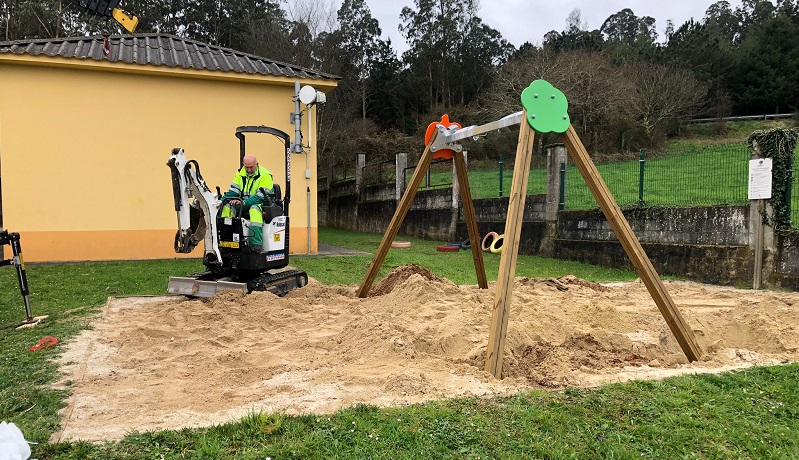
<box><xmin>294</xmin><ymin>242</ymin><xmax>369</xmax><ymax>257</ymax></box>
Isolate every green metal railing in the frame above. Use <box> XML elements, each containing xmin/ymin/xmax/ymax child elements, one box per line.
<box><xmin>562</xmin><ymin>143</ymin><xmax>751</xmax><ymax>210</ymax></box>
<box><xmin>330</xmin><ymin>159</ymin><xmax>357</xmax><ymax>184</ymax></box>
<box><xmin>404</xmin><ymin>158</ymin><xmax>453</xmax><ymax>190</ymax></box>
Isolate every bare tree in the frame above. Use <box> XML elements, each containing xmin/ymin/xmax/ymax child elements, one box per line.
<box><xmin>479</xmin><ymin>49</ymin><xmax>630</xmax><ymax>150</ymax></box>
<box><xmin>283</xmin><ymin>0</ymin><xmax>337</xmax><ymax>38</ymax></box>
<box><xmin>622</xmin><ymin>62</ymin><xmax>707</xmax><ymax>137</ymax></box>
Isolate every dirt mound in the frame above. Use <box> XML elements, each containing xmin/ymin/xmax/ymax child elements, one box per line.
<box><xmin>54</xmin><ymin>275</ymin><xmax>799</xmax><ymax>442</ymax></box>
<box><xmin>370</xmin><ymin>264</ymin><xmax>445</xmax><ymax>296</ymax></box>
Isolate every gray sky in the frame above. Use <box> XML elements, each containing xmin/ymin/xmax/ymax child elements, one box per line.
<box><xmin>361</xmin><ymin>0</ymin><xmax>744</xmax><ymax>54</ymax></box>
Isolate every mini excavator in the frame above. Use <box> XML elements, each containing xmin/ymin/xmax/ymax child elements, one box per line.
<box><xmin>166</xmin><ymin>126</ymin><xmax>308</xmax><ymax>298</ymax></box>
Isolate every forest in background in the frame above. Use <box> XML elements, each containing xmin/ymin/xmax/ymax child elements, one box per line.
<box><xmin>2</xmin><ymin>0</ymin><xmax>797</xmax><ymax>165</ymax></box>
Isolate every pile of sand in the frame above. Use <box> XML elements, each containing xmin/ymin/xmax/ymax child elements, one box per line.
<box><xmin>54</xmin><ymin>266</ymin><xmax>799</xmax><ymax>441</ymax></box>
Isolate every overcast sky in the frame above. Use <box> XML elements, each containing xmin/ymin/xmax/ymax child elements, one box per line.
<box><xmin>360</xmin><ymin>0</ymin><xmax>745</xmax><ymax>55</ymax></box>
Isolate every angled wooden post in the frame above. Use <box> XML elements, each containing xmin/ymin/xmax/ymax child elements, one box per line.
<box><xmin>485</xmin><ymin>110</ymin><xmax>536</xmax><ymax>378</ymax></box>
<box><xmin>561</xmin><ymin>125</ymin><xmax>702</xmax><ymax>361</ymax></box>
<box><xmin>356</xmin><ymin>132</ymin><xmax>438</xmax><ymax>298</ymax></box>
<box><xmin>453</xmin><ymin>151</ymin><xmax>488</xmax><ymax>289</ymax></box>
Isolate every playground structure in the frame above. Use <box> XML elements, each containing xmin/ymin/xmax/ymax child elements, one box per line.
<box><xmin>356</xmin><ymin>80</ymin><xmax>703</xmax><ymax>379</ymax></box>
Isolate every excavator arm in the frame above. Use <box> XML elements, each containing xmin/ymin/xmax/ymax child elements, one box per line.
<box><xmin>167</xmin><ymin>148</ymin><xmax>223</xmax><ymax>267</ymax></box>
<box><xmin>76</xmin><ymin>0</ymin><xmax>139</xmax><ymax>33</ymax></box>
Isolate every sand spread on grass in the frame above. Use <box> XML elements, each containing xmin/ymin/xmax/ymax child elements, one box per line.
<box><xmin>54</xmin><ymin>265</ymin><xmax>799</xmax><ymax>441</ymax></box>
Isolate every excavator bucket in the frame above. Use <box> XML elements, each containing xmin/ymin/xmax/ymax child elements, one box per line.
<box><xmin>112</xmin><ymin>8</ymin><xmax>138</xmax><ymax>33</ymax></box>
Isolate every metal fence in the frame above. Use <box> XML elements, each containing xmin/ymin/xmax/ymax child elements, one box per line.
<box><xmin>361</xmin><ymin>158</ymin><xmax>396</xmax><ymax>187</ymax></box>
<box><xmin>562</xmin><ymin>143</ymin><xmax>751</xmax><ymax>210</ymax></box>
<box><xmin>404</xmin><ymin>157</ymin><xmax>453</xmax><ymax>190</ymax></box>
<box><xmin>330</xmin><ymin>159</ymin><xmax>357</xmax><ymax>184</ymax></box>
<box><xmin>327</xmin><ymin>142</ymin><xmax>799</xmax><ymax>224</ymax></box>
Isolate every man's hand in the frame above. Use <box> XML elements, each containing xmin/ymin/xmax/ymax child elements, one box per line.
<box><xmin>228</xmin><ymin>199</ymin><xmax>242</xmax><ymax>206</ymax></box>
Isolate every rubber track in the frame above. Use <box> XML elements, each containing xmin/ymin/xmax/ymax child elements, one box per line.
<box><xmin>182</xmin><ymin>269</ymin><xmax>308</xmax><ymax>296</ymax></box>
<box><xmin>248</xmin><ymin>269</ymin><xmax>308</xmax><ymax>296</ymax></box>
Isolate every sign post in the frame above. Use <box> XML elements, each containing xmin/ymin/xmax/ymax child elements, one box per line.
<box><xmin>748</xmin><ymin>158</ymin><xmax>772</xmax><ymax>288</ymax></box>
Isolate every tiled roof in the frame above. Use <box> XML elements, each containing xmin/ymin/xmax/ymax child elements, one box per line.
<box><xmin>0</xmin><ymin>33</ymin><xmax>339</xmax><ymax>81</ymax></box>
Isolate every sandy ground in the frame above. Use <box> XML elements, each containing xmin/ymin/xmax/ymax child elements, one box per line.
<box><xmin>53</xmin><ymin>266</ymin><xmax>799</xmax><ymax>442</ymax></box>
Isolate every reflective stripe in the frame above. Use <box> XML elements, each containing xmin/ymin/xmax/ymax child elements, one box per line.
<box><xmin>248</xmin><ymin>204</ymin><xmax>263</xmax><ymax>224</ymax></box>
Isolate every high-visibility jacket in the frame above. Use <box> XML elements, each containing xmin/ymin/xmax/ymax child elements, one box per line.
<box><xmin>221</xmin><ymin>164</ymin><xmax>274</xmax><ymax>208</ymax></box>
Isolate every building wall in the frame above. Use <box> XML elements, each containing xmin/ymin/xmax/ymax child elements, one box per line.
<box><xmin>0</xmin><ymin>56</ymin><xmax>334</xmax><ymax>261</ymax></box>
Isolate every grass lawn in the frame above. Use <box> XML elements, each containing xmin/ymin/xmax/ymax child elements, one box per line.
<box><xmin>1</xmin><ymin>231</ymin><xmax>797</xmax><ymax>458</ymax></box>
<box><xmin>418</xmin><ymin>143</ymin><xmax>750</xmax><ymax>208</ymax></box>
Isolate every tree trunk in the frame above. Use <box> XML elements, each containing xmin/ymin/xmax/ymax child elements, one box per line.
<box><xmin>361</xmin><ymin>81</ymin><xmax>367</xmax><ymax>120</ymax></box>
<box><xmin>56</xmin><ymin>0</ymin><xmax>62</xmax><ymax>38</ymax></box>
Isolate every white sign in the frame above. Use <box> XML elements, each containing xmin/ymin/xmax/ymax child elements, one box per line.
<box><xmin>748</xmin><ymin>158</ymin><xmax>773</xmax><ymax>200</ymax></box>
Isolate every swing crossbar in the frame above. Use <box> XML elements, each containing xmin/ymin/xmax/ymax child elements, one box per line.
<box><xmin>443</xmin><ymin>111</ymin><xmax>523</xmax><ymax>145</ymax></box>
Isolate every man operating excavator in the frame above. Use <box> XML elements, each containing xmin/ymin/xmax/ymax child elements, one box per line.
<box><xmin>220</xmin><ymin>154</ymin><xmax>274</xmax><ymax>253</ymax></box>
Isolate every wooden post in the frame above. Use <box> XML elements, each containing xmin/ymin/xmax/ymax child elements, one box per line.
<box><xmin>356</xmin><ymin>133</ymin><xmax>439</xmax><ymax>298</ymax></box>
<box><xmin>485</xmin><ymin>111</ymin><xmax>536</xmax><ymax>378</ymax></box>
<box><xmin>560</xmin><ymin>125</ymin><xmax>702</xmax><ymax>362</ymax></box>
<box><xmin>453</xmin><ymin>150</ymin><xmax>488</xmax><ymax>289</ymax></box>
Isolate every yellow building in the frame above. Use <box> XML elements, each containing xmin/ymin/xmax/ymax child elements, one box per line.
<box><xmin>0</xmin><ymin>34</ymin><xmax>337</xmax><ymax>262</ymax></box>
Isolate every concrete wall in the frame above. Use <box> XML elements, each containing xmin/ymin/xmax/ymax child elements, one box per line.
<box><xmin>774</xmin><ymin>236</ymin><xmax>799</xmax><ymax>289</ymax></box>
<box><xmin>553</xmin><ymin>206</ymin><xmax>754</xmax><ymax>286</ymax></box>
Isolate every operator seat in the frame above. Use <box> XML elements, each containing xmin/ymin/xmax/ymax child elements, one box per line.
<box><xmin>262</xmin><ymin>184</ymin><xmax>284</xmax><ymax>222</ymax></box>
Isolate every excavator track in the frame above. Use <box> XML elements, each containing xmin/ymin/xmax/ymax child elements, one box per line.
<box><xmin>248</xmin><ymin>269</ymin><xmax>308</xmax><ymax>296</ymax></box>
<box><xmin>168</xmin><ymin>269</ymin><xmax>308</xmax><ymax>298</ymax></box>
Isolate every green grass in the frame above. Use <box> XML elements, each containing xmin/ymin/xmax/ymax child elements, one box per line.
<box><xmin>2</xmin><ymin>233</ymin><xmax>797</xmax><ymax>458</ymax></box>
<box><xmin>41</xmin><ymin>366</ymin><xmax>799</xmax><ymax>459</ymax></box>
<box><xmin>417</xmin><ymin>143</ymin><xmax>749</xmax><ymax>208</ymax></box>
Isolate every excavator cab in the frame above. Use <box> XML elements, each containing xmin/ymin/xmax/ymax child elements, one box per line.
<box><xmin>214</xmin><ymin>127</ymin><xmax>293</xmax><ymax>274</ymax></box>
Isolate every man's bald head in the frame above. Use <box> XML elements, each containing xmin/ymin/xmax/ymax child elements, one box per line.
<box><xmin>243</xmin><ymin>155</ymin><xmax>258</xmax><ymax>176</ymax></box>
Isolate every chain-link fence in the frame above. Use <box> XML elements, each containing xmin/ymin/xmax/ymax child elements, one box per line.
<box><xmin>331</xmin><ymin>142</ymin><xmax>799</xmax><ymax>221</ymax></box>
<box><xmin>562</xmin><ymin>143</ymin><xmax>751</xmax><ymax>210</ymax></box>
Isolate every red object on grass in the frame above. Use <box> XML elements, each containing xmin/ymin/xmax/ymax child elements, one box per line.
<box><xmin>29</xmin><ymin>336</ymin><xmax>58</xmax><ymax>352</ymax></box>
<box><xmin>436</xmin><ymin>245</ymin><xmax>459</xmax><ymax>252</ymax></box>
